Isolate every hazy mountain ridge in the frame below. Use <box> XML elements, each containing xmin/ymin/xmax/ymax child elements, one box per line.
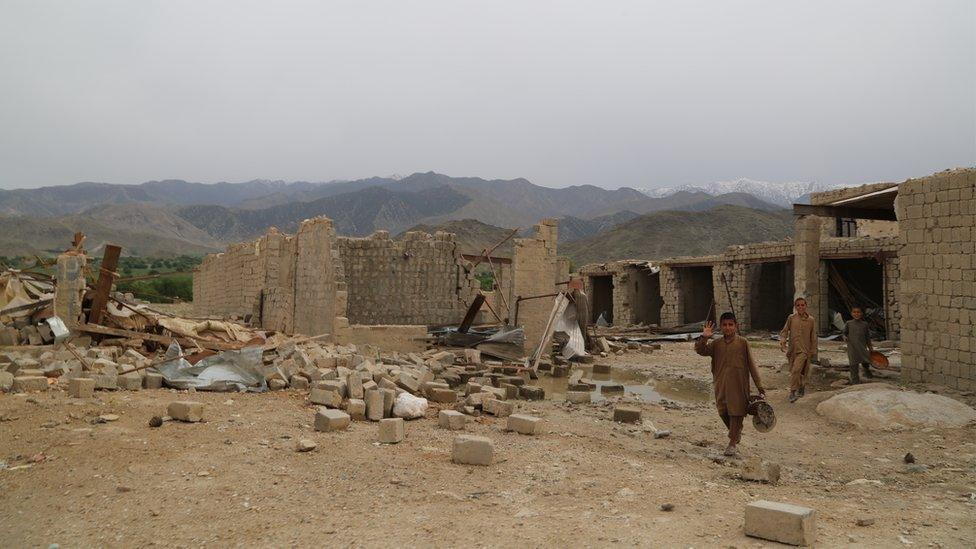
<box><xmin>640</xmin><ymin>178</ymin><xmax>848</xmax><ymax>207</ymax></box>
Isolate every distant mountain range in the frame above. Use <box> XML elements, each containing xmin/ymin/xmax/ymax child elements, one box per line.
<box><xmin>639</xmin><ymin>178</ymin><xmax>848</xmax><ymax>207</ymax></box>
<box><xmin>0</xmin><ymin>172</ymin><xmax>795</xmax><ymax>257</ymax></box>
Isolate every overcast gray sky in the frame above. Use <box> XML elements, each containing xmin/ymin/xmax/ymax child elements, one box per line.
<box><xmin>0</xmin><ymin>1</ymin><xmax>973</xmax><ymax>190</ymax></box>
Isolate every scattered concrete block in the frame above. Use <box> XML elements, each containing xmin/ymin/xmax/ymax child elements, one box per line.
<box><xmin>463</xmin><ymin>349</ymin><xmax>481</xmax><ymax>364</ymax></box>
<box><xmin>296</xmin><ymin>439</ymin><xmax>317</xmax><ymax>452</ymax></box>
<box><xmin>481</xmin><ymin>386</ymin><xmax>506</xmax><ymax>400</ymax></box>
<box><xmin>289</xmin><ymin>375</ymin><xmax>310</xmax><ymax>390</ymax></box>
<box><xmin>484</xmin><ymin>398</ymin><xmax>515</xmax><ymax>417</ymax></box>
<box><xmin>91</xmin><ymin>373</ymin><xmax>118</xmax><ymax>390</ymax></box>
<box><xmin>600</xmin><ymin>382</ymin><xmax>624</xmax><ymax>394</ymax></box>
<box><xmin>0</xmin><ymin>371</ymin><xmax>13</xmax><ymax>392</ymax></box>
<box><xmin>438</xmin><ymin>409</ymin><xmax>466</xmax><ymax>430</ymax></box>
<box><xmin>499</xmin><ymin>383</ymin><xmax>519</xmax><ymax>399</ymax></box>
<box><xmin>506</xmin><ymin>414</ymin><xmax>544</xmax><ymax>435</ymax></box>
<box><xmin>429</xmin><ymin>388</ymin><xmax>458</xmax><ymax>404</ymax></box>
<box><xmin>593</xmin><ymin>363</ymin><xmax>611</xmax><ymax>374</ymax></box>
<box><xmin>744</xmin><ymin>500</ymin><xmax>816</xmax><ymax>546</ymax></box>
<box><xmin>566</xmin><ymin>390</ymin><xmax>591</xmax><ymax>404</ymax></box>
<box><xmin>365</xmin><ymin>390</ymin><xmax>384</xmax><ymax>421</ymax></box>
<box><xmin>452</xmin><ymin>434</ymin><xmax>493</xmax><ymax>465</ymax></box>
<box><xmin>310</xmin><ymin>387</ymin><xmax>343</xmax><ymax>408</ymax></box>
<box><xmin>346</xmin><ymin>398</ymin><xmax>367</xmax><ymax>420</ymax></box>
<box><xmin>431</xmin><ymin>351</ymin><xmax>455</xmax><ymax>365</ymax></box>
<box><xmin>12</xmin><ymin>376</ymin><xmax>47</xmax><ymax>392</ymax></box>
<box><xmin>378</xmin><ymin>377</ymin><xmax>397</xmax><ymax>391</ymax></box>
<box><xmin>378</xmin><ymin>418</ymin><xmax>405</xmax><ymax>443</ymax></box>
<box><xmin>551</xmin><ymin>364</ymin><xmax>568</xmax><ymax>378</ymax></box>
<box><xmin>465</xmin><ymin>382</ymin><xmax>483</xmax><ymax>395</ymax></box>
<box><xmin>168</xmin><ymin>401</ymin><xmax>204</xmax><ymax>422</ymax></box>
<box><xmin>396</xmin><ymin>373</ymin><xmax>421</xmax><ymax>394</ymax></box>
<box><xmin>269</xmin><ymin>378</ymin><xmax>288</xmax><ymax>390</ymax></box>
<box><xmin>347</xmin><ymin>372</ymin><xmax>364</xmax><ymax>399</ymax></box>
<box><xmin>68</xmin><ymin>377</ymin><xmax>95</xmax><ymax>398</ymax></box>
<box><xmin>519</xmin><ymin>385</ymin><xmax>545</xmax><ymax>400</ymax></box>
<box><xmin>118</xmin><ymin>373</ymin><xmax>142</xmax><ymax>391</ymax></box>
<box><xmin>317</xmin><ymin>379</ymin><xmax>347</xmax><ymax>398</ymax></box>
<box><xmin>143</xmin><ymin>372</ymin><xmax>164</xmax><ymax>389</ymax></box>
<box><xmin>613</xmin><ymin>405</ymin><xmax>642</xmax><ymax>423</ymax></box>
<box><xmin>741</xmin><ymin>456</ymin><xmax>782</xmax><ymax>484</ymax></box>
<box><xmin>314</xmin><ymin>408</ymin><xmax>351</xmax><ymax>432</ymax></box>
<box><xmin>381</xmin><ymin>388</ymin><xmax>396</xmax><ymax>418</ymax></box>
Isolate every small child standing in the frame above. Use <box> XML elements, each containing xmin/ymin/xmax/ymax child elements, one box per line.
<box><xmin>843</xmin><ymin>307</ymin><xmax>874</xmax><ymax>384</ymax></box>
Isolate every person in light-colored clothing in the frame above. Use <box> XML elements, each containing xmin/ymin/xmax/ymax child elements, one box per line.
<box><xmin>780</xmin><ymin>297</ymin><xmax>817</xmax><ymax>403</ymax></box>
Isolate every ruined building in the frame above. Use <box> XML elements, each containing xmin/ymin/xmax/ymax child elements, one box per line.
<box><xmin>579</xmin><ymin>168</ymin><xmax>975</xmax><ymax>390</ymax></box>
<box><xmin>192</xmin><ymin>218</ymin><xmax>563</xmax><ymax>352</ymax></box>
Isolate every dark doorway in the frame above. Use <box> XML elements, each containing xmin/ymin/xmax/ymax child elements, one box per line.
<box><xmin>827</xmin><ymin>258</ymin><xmax>886</xmax><ymax>337</ymax></box>
<box><xmin>748</xmin><ymin>261</ymin><xmax>795</xmax><ymax>331</ymax></box>
<box><xmin>679</xmin><ymin>266</ymin><xmax>714</xmax><ymax>324</ymax></box>
<box><xmin>591</xmin><ymin>275</ymin><xmax>614</xmax><ymax>324</ymax></box>
<box><xmin>633</xmin><ymin>268</ymin><xmax>662</xmax><ymax>325</ymax></box>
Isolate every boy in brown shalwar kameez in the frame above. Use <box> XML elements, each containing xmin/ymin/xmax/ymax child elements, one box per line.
<box><xmin>780</xmin><ymin>297</ymin><xmax>817</xmax><ymax>403</ymax></box>
<box><xmin>695</xmin><ymin>312</ymin><xmax>765</xmax><ymax>456</ymax></box>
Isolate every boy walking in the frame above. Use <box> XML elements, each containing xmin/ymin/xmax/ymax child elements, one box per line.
<box><xmin>843</xmin><ymin>306</ymin><xmax>874</xmax><ymax>384</ymax></box>
<box><xmin>695</xmin><ymin>312</ymin><xmax>765</xmax><ymax>456</ymax></box>
<box><xmin>780</xmin><ymin>297</ymin><xmax>817</xmax><ymax>403</ymax></box>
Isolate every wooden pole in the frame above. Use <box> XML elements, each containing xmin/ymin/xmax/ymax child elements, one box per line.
<box><xmin>88</xmin><ymin>244</ymin><xmax>122</xmax><ymax>325</ymax></box>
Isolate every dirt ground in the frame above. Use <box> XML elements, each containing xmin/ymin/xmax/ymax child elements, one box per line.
<box><xmin>1</xmin><ymin>340</ymin><xmax>974</xmax><ymax>548</ymax></box>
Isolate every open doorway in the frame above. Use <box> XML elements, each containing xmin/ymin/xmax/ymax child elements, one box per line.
<box><xmin>678</xmin><ymin>266</ymin><xmax>714</xmax><ymax>324</ymax></box>
<box><xmin>590</xmin><ymin>275</ymin><xmax>614</xmax><ymax>324</ymax></box>
<box><xmin>748</xmin><ymin>261</ymin><xmax>795</xmax><ymax>331</ymax></box>
<box><xmin>632</xmin><ymin>267</ymin><xmax>662</xmax><ymax>325</ymax></box>
<box><xmin>826</xmin><ymin>258</ymin><xmax>886</xmax><ymax>338</ymax></box>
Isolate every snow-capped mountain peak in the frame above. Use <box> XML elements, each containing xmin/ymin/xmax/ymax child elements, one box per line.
<box><xmin>639</xmin><ymin>178</ymin><xmax>848</xmax><ymax>207</ymax></box>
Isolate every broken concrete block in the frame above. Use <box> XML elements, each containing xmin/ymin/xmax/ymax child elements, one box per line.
<box><xmin>741</xmin><ymin>456</ymin><xmax>782</xmax><ymax>484</ymax></box>
<box><xmin>438</xmin><ymin>409</ymin><xmax>466</xmax><ymax>430</ymax></box>
<box><xmin>452</xmin><ymin>434</ymin><xmax>493</xmax><ymax>465</ymax></box>
<box><xmin>347</xmin><ymin>372</ymin><xmax>364</xmax><ymax>399</ymax></box>
<box><xmin>346</xmin><ymin>398</ymin><xmax>367</xmax><ymax>421</ymax></box>
<box><xmin>378</xmin><ymin>376</ymin><xmax>397</xmax><ymax>391</ymax></box>
<box><xmin>12</xmin><ymin>376</ymin><xmax>47</xmax><ymax>392</ymax></box>
<box><xmin>68</xmin><ymin>377</ymin><xmax>95</xmax><ymax>398</ymax></box>
<box><xmin>551</xmin><ymin>364</ymin><xmax>568</xmax><ymax>378</ymax></box>
<box><xmin>429</xmin><ymin>387</ymin><xmax>458</xmax><ymax>404</ymax></box>
<box><xmin>309</xmin><ymin>387</ymin><xmax>343</xmax><ymax>408</ymax></box>
<box><xmin>499</xmin><ymin>383</ymin><xmax>519</xmax><ymax>399</ymax></box>
<box><xmin>314</xmin><ymin>408</ymin><xmax>351</xmax><ymax>432</ymax></box>
<box><xmin>91</xmin><ymin>373</ymin><xmax>118</xmax><ymax>390</ymax></box>
<box><xmin>143</xmin><ymin>372</ymin><xmax>164</xmax><ymax>390</ymax></box>
<box><xmin>395</xmin><ymin>373</ymin><xmax>421</xmax><ymax>394</ymax></box>
<box><xmin>519</xmin><ymin>385</ymin><xmax>545</xmax><ymax>400</ymax></box>
<box><xmin>381</xmin><ymin>388</ymin><xmax>396</xmax><ymax>418</ymax></box>
<box><xmin>365</xmin><ymin>389</ymin><xmax>384</xmax><ymax>421</ymax></box>
<box><xmin>118</xmin><ymin>373</ymin><xmax>142</xmax><ymax>391</ymax></box>
<box><xmin>481</xmin><ymin>386</ymin><xmax>506</xmax><ymax>400</ymax></box>
<box><xmin>566</xmin><ymin>390</ymin><xmax>591</xmax><ymax>404</ymax></box>
<box><xmin>600</xmin><ymin>382</ymin><xmax>624</xmax><ymax>394</ymax></box>
<box><xmin>744</xmin><ymin>500</ymin><xmax>816</xmax><ymax>546</ymax></box>
<box><xmin>378</xmin><ymin>418</ymin><xmax>404</xmax><ymax>443</ymax></box>
<box><xmin>613</xmin><ymin>405</ymin><xmax>642</xmax><ymax>423</ymax></box>
<box><xmin>506</xmin><ymin>414</ymin><xmax>544</xmax><ymax>435</ymax></box>
<box><xmin>317</xmin><ymin>379</ymin><xmax>347</xmax><ymax>398</ymax></box>
<box><xmin>0</xmin><ymin>371</ymin><xmax>13</xmax><ymax>392</ymax></box>
<box><xmin>484</xmin><ymin>397</ymin><xmax>515</xmax><ymax>417</ymax></box>
<box><xmin>269</xmin><ymin>378</ymin><xmax>288</xmax><ymax>390</ymax></box>
<box><xmin>168</xmin><ymin>401</ymin><xmax>204</xmax><ymax>422</ymax></box>
<box><xmin>592</xmin><ymin>363</ymin><xmax>611</xmax><ymax>374</ymax></box>
<box><xmin>463</xmin><ymin>349</ymin><xmax>481</xmax><ymax>364</ymax></box>
<box><xmin>289</xmin><ymin>375</ymin><xmax>310</xmax><ymax>390</ymax></box>
<box><xmin>431</xmin><ymin>351</ymin><xmax>455</xmax><ymax>365</ymax></box>
<box><xmin>465</xmin><ymin>382</ymin><xmax>482</xmax><ymax>395</ymax></box>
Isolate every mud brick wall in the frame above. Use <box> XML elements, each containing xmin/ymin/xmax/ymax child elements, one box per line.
<box><xmin>336</xmin><ymin>230</ymin><xmax>479</xmax><ymax>326</ymax></box>
<box><xmin>512</xmin><ymin>219</ymin><xmax>559</xmax><ymax>352</ymax></box>
<box><xmin>293</xmin><ymin>218</ymin><xmax>343</xmax><ymax>336</ymax></box>
<box><xmin>54</xmin><ymin>252</ymin><xmax>87</xmax><ymax>329</ymax></box>
<box><xmin>897</xmin><ymin>168</ymin><xmax>975</xmax><ymax>390</ymax></box>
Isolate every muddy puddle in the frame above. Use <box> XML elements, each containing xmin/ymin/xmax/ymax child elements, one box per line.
<box><xmin>534</xmin><ymin>366</ymin><xmax>712</xmax><ymax>404</ymax></box>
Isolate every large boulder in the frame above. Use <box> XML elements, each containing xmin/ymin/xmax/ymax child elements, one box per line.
<box><xmin>816</xmin><ymin>388</ymin><xmax>976</xmax><ymax>430</ymax></box>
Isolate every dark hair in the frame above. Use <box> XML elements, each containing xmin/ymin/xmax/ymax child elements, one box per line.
<box><xmin>719</xmin><ymin>312</ymin><xmax>736</xmax><ymax>322</ymax></box>
<box><xmin>851</xmin><ymin>306</ymin><xmax>862</xmax><ymax>311</ymax></box>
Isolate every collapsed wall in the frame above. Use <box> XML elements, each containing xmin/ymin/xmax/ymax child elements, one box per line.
<box><xmin>897</xmin><ymin>168</ymin><xmax>975</xmax><ymax>390</ymax></box>
<box><xmin>511</xmin><ymin>219</ymin><xmax>560</xmax><ymax>352</ymax></box>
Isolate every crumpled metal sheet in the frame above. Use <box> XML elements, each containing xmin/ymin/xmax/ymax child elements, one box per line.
<box><xmin>157</xmin><ymin>341</ymin><xmax>267</xmax><ymax>392</ymax></box>
<box><xmin>553</xmin><ymin>300</ymin><xmax>586</xmax><ymax>359</ymax></box>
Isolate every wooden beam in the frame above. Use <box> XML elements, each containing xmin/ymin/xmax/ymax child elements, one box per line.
<box><xmin>76</xmin><ymin>323</ymin><xmax>242</xmax><ymax>351</ymax></box>
<box><xmin>457</xmin><ymin>293</ymin><xmax>487</xmax><ymax>333</ymax></box>
<box><xmin>88</xmin><ymin>244</ymin><xmax>122</xmax><ymax>325</ymax></box>
<box><xmin>460</xmin><ymin>254</ymin><xmax>512</xmax><ymax>265</ymax></box>
<box><xmin>792</xmin><ymin>203</ymin><xmax>897</xmax><ymax>221</ymax></box>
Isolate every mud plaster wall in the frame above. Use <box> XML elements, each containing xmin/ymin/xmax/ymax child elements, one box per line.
<box><xmin>335</xmin><ymin>230</ymin><xmax>479</xmax><ymax>326</ymax></box>
<box><xmin>898</xmin><ymin>168</ymin><xmax>975</xmax><ymax>390</ymax></box>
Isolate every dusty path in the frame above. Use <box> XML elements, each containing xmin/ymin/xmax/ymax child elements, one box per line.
<box><xmin>1</xmin><ymin>342</ymin><xmax>974</xmax><ymax>547</ymax></box>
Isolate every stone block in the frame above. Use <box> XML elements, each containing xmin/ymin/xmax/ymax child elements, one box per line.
<box><xmin>168</xmin><ymin>401</ymin><xmax>204</xmax><ymax>422</ymax></box>
<box><xmin>592</xmin><ymin>363</ymin><xmax>612</xmax><ymax>374</ymax></box>
<box><xmin>0</xmin><ymin>371</ymin><xmax>13</xmax><ymax>392</ymax></box>
<box><xmin>12</xmin><ymin>376</ymin><xmax>47</xmax><ymax>392</ymax></box>
<box><xmin>483</xmin><ymin>397</ymin><xmax>515</xmax><ymax>417</ymax></box>
<box><xmin>429</xmin><ymin>388</ymin><xmax>458</xmax><ymax>404</ymax></box>
<box><xmin>566</xmin><ymin>390</ymin><xmax>591</xmax><ymax>404</ymax></box>
<box><xmin>396</xmin><ymin>373</ymin><xmax>421</xmax><ymax>394</ymax></box>
<box><xmin>309</xmin><ymin>387</ymin><xmax>343</xmax><ymax>408</ymax></box>
<box><xmin>506</xmin><ymin>414</ymin><xmax>544</xmax><ymax>435</ymax></box>
<box><xmin>68</xmin><ymin>377</ymin><xmax>95</xmax><ymax>398</ymax></box>
<box><xmin>346</xmin><ymin>398</ymin><xmax>367</xmax><ymax>421</ymax></box>
<box><xmin>118</xmin><ymin>373</ymin><xmax>142</xmax><ymax>391</ymax></box>
<box><xmin>452</xmin><ymin>434</ymin><xmax>493</xmax><ymax>465</ymax></box>
<box><xmin>499</xmin><ymin>383</ymin><xmax>519</xmax><ymax>399</ymax></box>
<box><xmin>381</xmin><ymin>388</ymin><xmax>396</xmax><ymax>417</ymax></box>
<box><xmin>613</xmin><ymin>405</ymin><xmax>641</xmax><ymax>423</ymax></box>
<box><xmin>378</xmin><ymin>418</ymin><xmax>405</xmax><ymax>443</ymax></box>
<box><xmin>600</xmin><ymin>382</ymin><xmax>624</xmax><ymax>394</ymax></box>
<box><xmin>289</xmin><ymin>375</ymin><xmax>310</xmax><ymax>390</ymax></box>
<box><xmin>347</xmin><ymin>372</ymin><xmax>364</xmax><ymax>399</ymax></box>
<box><xmin>91</xmin><ymin>373</ymin><xmax>117</xmax><ymax>390</ymax></box>
<box><xmin>741</xmin><ymin>457</ymin><xmax>782</xmax><ymax>484</ymax></box>
<box><xmin>744</xmin><ymin>500</ymin><xmax>816</xmax><ymax>546</ymax></box>
<box><xmin>365</xmin><ymin>389</ymin><xmax>384</xmax><ymax>421</ymax></box>
<box><xmin>314</xmin><ymin>408</ymin><xmax>351</xmax><ymax>432</ymax></box>
<box><xmin>438</xmin><ymin>409</ymin><xmax>466</xmax><ymax>430</ymax></box>
<box><xmin>519</xmin><ymin>385</ymin><xmax>545</xmax><ymax>400</ymax></box>
<box><xmin>143</xmin><ymin>372</ymin><xmax>164</xmax><ymax>389</ymax></box>
<box><xmin>463</xmin><ymin>349</ymin><xmax>481</xmax><ymax>364</ymax></box>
